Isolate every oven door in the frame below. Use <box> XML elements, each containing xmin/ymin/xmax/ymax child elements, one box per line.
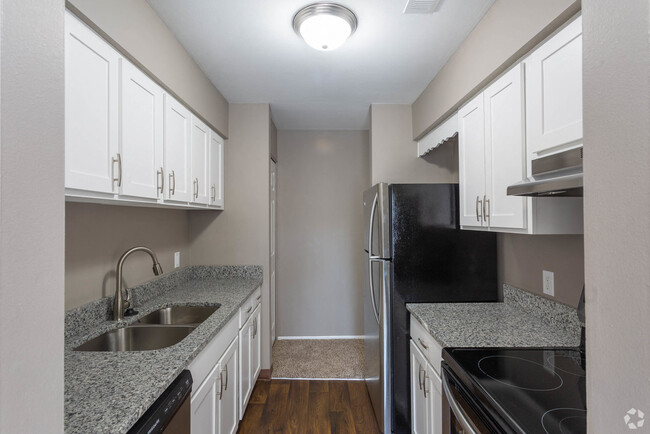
<box><xmin>441</xmin><ymin>364</ymin><xmax>496</xmax><ymax>434</ymax></box>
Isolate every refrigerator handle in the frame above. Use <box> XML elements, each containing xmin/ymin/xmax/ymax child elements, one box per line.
<box><xmin>368</xmin><ymin>193</ymin><xmax>379</xmax><ymax>259</ymax></box>
<box><xmin>368</xmin><ymin>258</ymin><xmax>381</xmax><ymax>325</ymax></box>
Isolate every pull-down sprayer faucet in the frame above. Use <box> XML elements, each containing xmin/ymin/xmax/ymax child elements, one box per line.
<box><xmin>113</xmin><ymin>246</ymin><xmax>163</xmax><ymax>321</ymax></box>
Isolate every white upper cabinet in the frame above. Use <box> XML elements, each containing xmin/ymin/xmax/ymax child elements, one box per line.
<box><xmin>191</xmin><ymin>116</ymin><xmax>210</xmax><ymax>205</ymax></box>
<box><xmin>209</xmin><ymin>130</ymin><xmax>225</xmax><ymax>209</ymax></box>
<box><xmin>119</xmin><ymin>60</ymin><xmax>164</xmax><ymax>199</ymax></box>
<box><xmin>483</xmin><ymin>64</ymin><xmax>526</xmax><ymax>230</ymax></box>
<box><xmin>164</xmin><ymin>95</ymin><xmax>192</xmax><ymax>203</ymax></box>
<box><xmin>459</xmin><ymin>65</ymin><xmax>527</xmax><ymax>232</ymax></box>
<box><xmin>458</xmin><ymin>93</ymin><xmax>486</xmax><ymax>228</ymax></box>
<box><xmin>525</xmin><ymin>16</ymin><xmax>583</xmax><ymax>157</ymax></box>
<box><xmin>65</xmin><ymin>12</ymin><xmax>119</xmax><ymax>194</ymax></box>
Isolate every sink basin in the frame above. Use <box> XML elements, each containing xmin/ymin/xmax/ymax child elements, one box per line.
<box><xmin>137</xmin><ymin>305</ymin><xmax>220</xmax><ymax>326</ymax></box>
<box><xmin>74</xmin><ymin>325</ymin><xmax>195</xmax><ymax>352</ymax></box>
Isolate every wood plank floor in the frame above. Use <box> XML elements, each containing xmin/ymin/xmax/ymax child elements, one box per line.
<box><xmin>237</xmin><ymin>379</ymin><xmax>381</xmax><ymax>434</ymax></box>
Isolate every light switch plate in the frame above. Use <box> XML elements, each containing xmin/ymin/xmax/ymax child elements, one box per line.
<box><xmin>174</xmin><ymin>252</ymin><xmax>180</xmax><ymax>268</ymax></box>
<box><xmin>543</xmin><ymin>270</ymin><xmax>554</xmax><ymax>296</ymax></box>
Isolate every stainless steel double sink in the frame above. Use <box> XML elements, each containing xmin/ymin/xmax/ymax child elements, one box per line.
<box><xmin>74</xmin><ymin>305</ymin><xmax>220</xmax><ymax>352</ymax></box>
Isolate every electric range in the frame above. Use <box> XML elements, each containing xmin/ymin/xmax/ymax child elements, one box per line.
<box><xmin>441</xmin><ymin>347</ymin><xmax>586</xmax><ymax>434</ymax></box>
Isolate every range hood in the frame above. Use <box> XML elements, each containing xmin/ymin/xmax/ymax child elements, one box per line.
<box><xmin>507</xmin><ymin>147</ymin><xmax>583</xmax><ymax>197</ymax></box>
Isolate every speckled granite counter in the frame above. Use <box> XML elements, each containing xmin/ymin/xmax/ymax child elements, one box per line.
<box><xmin>64</xmin><ymin>265</ymin><xmax>262</xmax><ymax>434</ymax></box>
<box><xmin>407</xmin><ymin>284</ymin><xmax>581</xmax><ymax>348</ymax></box>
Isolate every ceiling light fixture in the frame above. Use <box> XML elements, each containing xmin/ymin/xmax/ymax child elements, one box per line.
<box><xmin>293</xmin><ymin>3</ymin><xmax>358</xmax><ymax>51</ymax></box>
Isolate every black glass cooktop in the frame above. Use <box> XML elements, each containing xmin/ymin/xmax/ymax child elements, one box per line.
<box><xmin>443</xmin><ymin>347</ymin><xmax>586</xmax><ymax>434</ymax></box>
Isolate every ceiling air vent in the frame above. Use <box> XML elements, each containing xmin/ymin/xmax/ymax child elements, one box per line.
<box><xmin>403</xmin><ymin>0</ymin><xmax>441</xmax><ymax>14</ymax></box>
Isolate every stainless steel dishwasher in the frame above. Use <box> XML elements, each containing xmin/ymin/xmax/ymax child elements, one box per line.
<box><xmin>127</xmin><ymin>370</ymin><xmax>192</xmax><ymax>434</ymax></box>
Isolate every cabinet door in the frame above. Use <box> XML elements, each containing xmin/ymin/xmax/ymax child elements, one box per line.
<box><xmin>164</xmin><ymin>95</ymin><xmax>191</xmax><ymax>202</ymax></box>
<box><xmin>251</xmin><ymin>305</ymin><xmax>262</xmax><ymax>382</ymax></box>
<box><xmin>484</xmin><ymin>64</ymin><xmax>527</xmax><ymax>230</ymax></box>
<box><xmin>427</xmin><ymin>364</ymin><xmax>443</xmax><ymax>434</ymax></box>
<box><xmin>525</xmin><ymin>16</ymin><xmax>583</xmax><ymax>156</ymax></box>
<box><xmin>410</xmin><ymin>341</ymin><xmax>429</xmax><ymax>434</ymax></box>
<box><xmin>65</xmin><ymin>12</ymin><xmax>119</xmax><ymax>194</ymax></box>
<box><xmin>458</xmin><ymin>93</ymin><xmax>487</xmax><ymax>228</ymax></box>
<box><xmin>190</xmin><ymin>116</ymin><xmax>210</xmax><ymax>205</ymax></box>
<box><xmin>191</xmin><ymin>363</ymin><xmax>221</xmax><ymax>434</ymax></box>
<box><xmin>238</xmin><ymin>317</ymin><xmax>252</xmax><ymax>418</ymax></box>
<box><xmin>120</xmin><ymin>60</ymin><xmax>164</xmax><ymax>199</ymax></box>
<box><xmin>209</xmin><ymin>130</ymin><xmax>225</xmax><ymax>208</ymax></box>
<box><xmin>219</xmin><ymin>338</ymin><xmax>239</xmax><ymax>434</ymax></box>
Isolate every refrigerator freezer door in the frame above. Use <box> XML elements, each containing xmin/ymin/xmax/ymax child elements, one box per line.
<box><xmin>364</xmin><ymin>183</ymin><xmax>390</xmax><ymax>259</ymax></box>
<box><xmin>364</xmin><ymin>255</ymin><xmax>392</xmax><ymax>433</ymax></box>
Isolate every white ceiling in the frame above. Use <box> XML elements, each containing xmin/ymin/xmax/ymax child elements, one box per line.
<box><xmin>147</xmin><ymin>0</ymin><xmax>494</xmax><ymax>130</ymax></box>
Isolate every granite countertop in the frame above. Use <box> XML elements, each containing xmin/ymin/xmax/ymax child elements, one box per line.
<box><xmin>407</xmin><ymin>284</ymin><xmax>581</xmax><ymax>349</ymax></box>
<box><xmin>64</xmin><ymin>265</ymin><xmax>262</xmax><ymax>434</ymax></box>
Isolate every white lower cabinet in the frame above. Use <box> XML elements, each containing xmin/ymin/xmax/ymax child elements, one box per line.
<box><xmin>191</xmin><ymin>358</ymin><xmax>221</xmax><ymax>434</ymax></box>
<box><xmin>239</xmin><ymin>301</ymin><xmax>262</xmax><ymax>418</ymax></box>
<box><xmin>410</xmin><ymin>341</ymin><xmax>442</xmax><ymax>434</ymax></box>
<box><xmin>218</xmin><ymin>338</ymin><xmax>239</xmax><ymax>434</ymax></box>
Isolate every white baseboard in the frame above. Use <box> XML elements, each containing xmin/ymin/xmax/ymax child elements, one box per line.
<box><xmin>276</xmin><ymin>335</ymin><xmax>364</xmax><ymax>340</ymax></box>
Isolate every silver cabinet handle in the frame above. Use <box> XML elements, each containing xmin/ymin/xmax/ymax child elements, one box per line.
<box><xmin>193</xmin><ymin>178</ymin><xmax>199</xmax><ymax>199</ymax></box>
<box><xmin>418</xmin><ymin>337</ymin><xmax>429</xmax><ymax>350</ymax></box>
<box><xmin>211</xmin><ymin>184</ymin><xmax>216</xmax><ymax>202</ymax></box>
<box><xmin>423</xmin><ymin>371</ymin><xmax>429</xmax><ymax>398</ymax></box>
<box><xmin>475</xmin><ymin>196</ymin><xmax>481</xmax><ymax>222</ymax></box>
<box><xmin>222</xmin><ymin>364</ymin><xmax>228</xmax><ymax>390</ymax></box>
<box><xmin>157</xmin><ymin>167</ymin><xmax>164</xmax><ymax>194</ymax></box>
<box><xmin>256</xmin><ymin>295</ymin><xmax>261</xmax><ymax>301</ymax></box>
<box><xmin>168</xmin><ymin>170</ymin><xmax>175</xmax><ymax>196</ymax></box>
<box><xmin>484</xmin><ymin>195</ymin><xmax>490</xmax><ymax>222</ymax></box>
<box><xmin>112</xmin><ymin>153</ymin><xmax>122</xmax><ymax>187</ymax></box>
<box><xmin>245</xmin><ymin>306</ymin><xmax>252</xmax><ymax>314</ymax></box>
<box><xmin>418</xmin><ymin>364</ymin><xmax>424</xmax><ymax>390</ymax></box>
<box><xmin>442</xmin><ymin>370</ymin><xmax>479</xmax><ymax>434</ymax></box>
<box><xmin>218</xmin><ymin>371</ymin><xmax>224</xmax><ymax>400</ymax></box>
<box><xmin>253</xmin><ymin>318</ymin><xmax>257</xmax><ymax>338</ymax></box>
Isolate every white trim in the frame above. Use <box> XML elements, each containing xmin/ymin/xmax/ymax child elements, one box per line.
<box><xmin>276</xmin><ymin>335</ymin><xmax>363</xmax><ymax>340</ymax></box>
<box><xmin>272</xmin><ymin>377</ymin><xmax>364</xmax><ymax>381</ymax></box>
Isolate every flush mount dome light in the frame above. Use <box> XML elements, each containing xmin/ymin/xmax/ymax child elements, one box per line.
<box><xmin>293</xmin><ymin>3</ymin><xmax>358</xmax><ymax>51</ymax></box>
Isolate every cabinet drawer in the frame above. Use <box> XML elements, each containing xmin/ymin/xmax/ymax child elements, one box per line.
<box><xmin>239</xmin><ymin>287</ymin><xmax>261</xmax><ymax>329</ymax></box>
<box><xmin>410</xmin><ymin>316</ymin><xmax>443</xmax><ymax>375</ymax></box>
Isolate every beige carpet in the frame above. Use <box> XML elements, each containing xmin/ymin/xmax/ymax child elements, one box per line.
<box><xmin>272</xmin><ymin>339</ymin><xmax>364</xmax><ymax>379</ymax></box>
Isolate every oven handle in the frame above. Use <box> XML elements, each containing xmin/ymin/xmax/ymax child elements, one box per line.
<box><xmin>441</xmin><ymin>369</ymin><xmax>479</xmax><ymax>434</ymax></box>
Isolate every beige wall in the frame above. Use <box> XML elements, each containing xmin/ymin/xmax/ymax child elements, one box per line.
<box><xmin>583</xmin><ymin>0</ymin><xmax>650</xmax><ymax>430</ymax></box>
<box><xmin>0</xmin><ymin>0</ymin><xmax>65</xmax><ymax>430</ymax></box>
<box><xmin>370</xmin><ymin>104</ymin><xmax>458</xmax><ymax>185</ymax></box>
<box><xmin>412</xmin><ymin>0</ymin><xmax>580</xmax><ymax>139</ymax></box>
<box><xmin>65</xmin><ymin>203</ymin><xmax>190</xmax><ymax>310</ymax></box>
<box><xmin>189</xmin><ymin>104</ymin><xmax>272</xmax><ymax>368</ymax></box>
<box><xmin>67</xmin><ymin>0</ymin><xmax>229</xmax><ymax>137</ymax></box>
<box><xmin>498</xmin><ymin>234</ymin><xmax>584</xmax><ymax>307</ymax></box>
<box><xmin>276</xmin><ymin>130</ymin><xmax>370</xmax><ymax>337</ymax></box>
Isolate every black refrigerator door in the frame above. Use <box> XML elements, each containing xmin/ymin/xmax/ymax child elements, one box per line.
<box><xmin>388</xmin><ymin>184</ymin><xmax>497</xmax><ymax>434</ymax></box>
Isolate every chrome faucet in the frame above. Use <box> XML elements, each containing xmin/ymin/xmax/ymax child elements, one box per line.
<box><xmin>113</xmin><ymin>246</ymin><xmax>163</xmax><ymax>321</ymax></box>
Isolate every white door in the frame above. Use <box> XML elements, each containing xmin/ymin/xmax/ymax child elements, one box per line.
<box><xmin>65</xmin><ymin>12</ymin><xmax>119</xmax><ymax>194</ymax></box>
<box><xmin>270</xmin><ymin>159</ymin><xmax>277</xmax><ymax>345</ymax></box>
<box><xmin>427</xmin><ymin>364</ymin><xmax>443</xmax><ymax>434</ymax></box>
<box><xmin>120</xmin><ymin>60</ymin><xmax>164</xmax><ymax>199</ymax></box>
<box><xmin>251</xmin><ymin>305</ymin><xmax>262</xmax><ymax>382</ymax></box>
<box><xmin>219</xmin><ymin>338</ymin><xmax>239</xmax><ymax>434</ymax></box>
<box><xmin>191</xmin><ymin>363</ymin><xmax>221</xmax><ymax>434</ymax></box>
<box><xmin>458</xmin><ymin>93</ymin><xmax>487</xmax><ymax>228</ymax></box>
<box><xmin>164</xmin><ymin>95</ymin><xmax>191</xmax><ymax>202</ymax></box>
<box><xmin>238</xmin><ymin>317</ymin><xmax>252</xmax><ymax>419</ymax></box>
<box><xmin>209</xmin><ymin>130</ymin><xmax>225</xmax><ymax>208</ymax></box>
<box><xmin>525</xmin><ymin>16</ymin><xmax>583</xmax><ymax>156</ymax></box>
<box><xmin>191</xmin><ymin>116</ymin><xmax>210</xmax><ymax>205</ymax></box>
<box><xmin>410</xmin><ymin>341</ymin><xmax>429</xmax><ymax>434</ymax></box>
<box><xmin>483</xmin><ymin>64</ymin><xmax>527</xmax><ymax>230</ymax></box>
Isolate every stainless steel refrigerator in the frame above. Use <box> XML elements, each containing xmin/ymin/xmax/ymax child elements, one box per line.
<box><xmin>363</xmin><ymin>183</ymin><xmax>497</xmax><ymax>433</ymax></box>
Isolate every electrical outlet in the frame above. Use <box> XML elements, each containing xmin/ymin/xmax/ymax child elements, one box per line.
<box><xmin>174</xmin><ymin>252</ymin><xmax>180</xmax><ymax>268</ymax></box>
<box><xmin>543</xmin><ymin>270</ymin><xmax>554</xmax><ymax>296</ymax></box>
